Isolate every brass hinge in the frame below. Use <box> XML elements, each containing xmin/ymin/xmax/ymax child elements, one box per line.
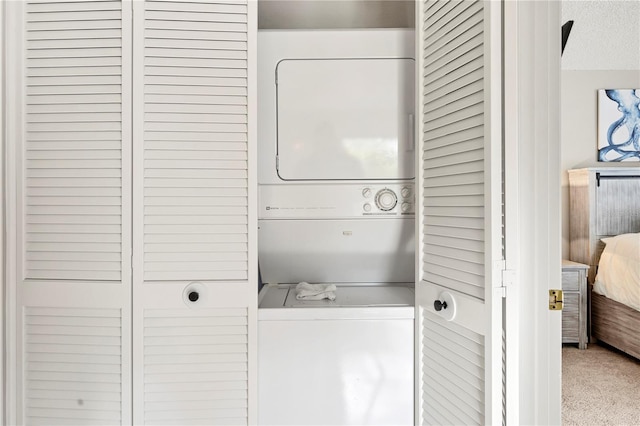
<box><xmin>549</xmin><ymin>289</ymin><xmax>563</xmax><ymax>310</ymax></box>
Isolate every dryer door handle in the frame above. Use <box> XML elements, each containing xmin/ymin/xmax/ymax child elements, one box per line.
<box><xmin>408</xmin><ymin>114</ymin><xmax>415</xmax><ymax>151</ymax></box>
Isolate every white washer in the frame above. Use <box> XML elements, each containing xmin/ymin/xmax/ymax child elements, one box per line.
<box><xmin>258</xmin><ymin>284</ymin><xmax>414</xmax><ymax>426</ymax></box>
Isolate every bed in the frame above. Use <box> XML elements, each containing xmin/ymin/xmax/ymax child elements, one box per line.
<box><xmin>568</xmin><ymin>167</ymin><xmax>640</xmax><ymax>360</ymax></box>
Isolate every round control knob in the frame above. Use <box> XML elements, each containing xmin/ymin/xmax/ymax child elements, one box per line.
<box><xmin>401</xmin><ymin>186</ymin><xmax>412</xmax><ymax>198</ymax></box>
<box><xmin>375</xmin><ymin>189</ymin><xmax>398</xmax><ymax>211</ymax></box>
<box><xmin>362</xmin><ymin>188</ymin><xmax>372</xmax><ymax>198</ymax></box>
<box><xmin>363</xmin><ymin>203</ymin><xmax>371</xmax><ymax>212</ymax></box>
<box><xmin>401</xmin><ymin>202</ymin><xmax>411</xmax><ymax>213</ymax></box>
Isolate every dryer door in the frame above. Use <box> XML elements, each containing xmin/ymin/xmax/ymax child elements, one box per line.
<box><xmin>276</xmin><ymin>58</ymin><xmax>415</xmax><ymax>181</ymax></box>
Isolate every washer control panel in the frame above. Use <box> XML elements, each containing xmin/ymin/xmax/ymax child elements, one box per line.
<box><xmin>362</xmin><ymin>185</ymin><xmax>413</xmax><ymax>215</ymax></box>
<box><xmin>259</xmin><ymin>183</ymin><xmax>415</xmax><ymax>219</ymax></box>
<box><xmin>374</xmin><ymin>188</ymin><xmax>398</xmax><ymax>211</ymax></box>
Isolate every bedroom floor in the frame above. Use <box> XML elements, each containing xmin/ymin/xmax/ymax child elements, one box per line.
<box><xmin>563</xmin><ymin>343</ymin><xmax>640</xmax><ymax>425</ymax></box>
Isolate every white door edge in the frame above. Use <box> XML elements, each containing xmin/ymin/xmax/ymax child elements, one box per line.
<box><xmin>1</xmin><ymin>1</ymin><xmax>5</xmax><ymax>423</ymax></box>
<box><xmin>3</xmin><ymin>3</ymin><xmax>22</xmax><ymax>424</ymax></box>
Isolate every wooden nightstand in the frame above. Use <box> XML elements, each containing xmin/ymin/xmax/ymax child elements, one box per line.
<box><xmin>562</xmin><ymin>260</ymin><xmax>589</xmax><ymax>349</ymax></box>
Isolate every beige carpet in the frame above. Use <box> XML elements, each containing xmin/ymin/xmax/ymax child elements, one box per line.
<box><xmin>563</xmin><ymin>343</ymin><xmax>640</xmax><ymax>425</ymax></box>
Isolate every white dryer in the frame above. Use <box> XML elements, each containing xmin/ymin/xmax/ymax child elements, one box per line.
<box><xmin>257</xmin><ymin>29</ymin><xmax>416</xmax><ymax>425</ymax></box>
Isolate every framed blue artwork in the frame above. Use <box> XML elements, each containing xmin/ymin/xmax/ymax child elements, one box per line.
<box><xmin>598</xmin><ymin>89</ymin><xmax>640</xmax><ymax>162</ymax></box>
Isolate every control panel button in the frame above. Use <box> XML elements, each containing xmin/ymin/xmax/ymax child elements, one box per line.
<box><xmin>363</xmin><ymin>203</ymin><xmax>371</xmax><ymax>212</ymax></box>
<box><xmin>401</xmin><ymin>186</ymin><xmax>412</xmax><ymax>198</ymax></box>
<box><xmin>401</xmin><ymin>202</ymin><xmax>411</xmax><ymax>213</ymax></box>
<box><xmin>362</xmin><ymin>188</ymin><xmax>372</xmax><ymax>198</ymax></box>
<box><xmin>375</xmin><ymin>189</ymin><xmax>398</xmax><ymax>211</ymax></box>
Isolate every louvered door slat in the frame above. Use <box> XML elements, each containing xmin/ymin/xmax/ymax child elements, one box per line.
<box><xmin>27</xmin><ymin>1</ymin><xmax>122</xmax><ymax>13</ymax></box>
<box><xmin>424</xmin><ymin>89</ymin><xmax>484</xmax><ymax>124</ymax></box>
<box><xmin>28</xmin><ymin>28</ymin><xmax>122</xmax><ymax>40</ymax></box>
<box><xmin>145</xmin><ymin>19</ymin><xmax>247</xmax><ymax>34</ymax></box>
<box><xmin>25</xmin><ymin>307</ymin><xmax>123</xmax><ymax>425</ymax></box>
<box><xmin>424</xmin><ymin>1</ymin><xmax>481</xmax><ymax>41</ymax></box>
<box><xmin>146</xmin><ymin>29</ymin><xmax>247</xmax><ymax>41</ymax></box>
<box><xmin>146</xmin><ymin>1</ymin><xmax>246</xmax><ymax>14</ymax></box>
<box><xmin>423</xmin><ymin>0</ymin><xmax>458</xmax><ymax>28</ymax></box>
<box><xmin>142</xmin><ymin>0</ymin><xmax>251</xmax><ymax>281</ymax></box>
<box><xmin>422</xmin><ymin>311</ymin><xmax>484</xmax><ymax>425</ymax></box>
<box><xmin>424</xmin><ymin>368</ymin><xmax>483</xmax><ymax>416</ymax></box>
<box><xmin>146</xmin><ymin>76</ymin><xmax>247</xmax><ymax>87</ymax></box>
<box><xmin>27</xmin><ymin>10</ymin><xmax>122</xmax><ymax>22</ymax></box>
<box><xmin>143</xmin><ymin>309</ymin><xmax>248</xmax><ymax>425</ymax></box>
<box><xmin>425</xmin><ymin>15</ymin><xmax>483</xmax><ymax>60</ymax></box>
<box><xmin>25</xmin><ymin>0</ymin><xmax>124</xmax><ymax>281</ymax></box>
<box><xmin>27</xmin><ymin>20</ymin><xmax>122</xmax><ymax>32</ymax></box>
<box><xmin>28</xmin><ymin>38</ymin><xmax>122</xmax><ymax>50</ymax></box>
<box><xmin>146</xmin><ymin>11</ymin><xmax>247</xmax><ymax>24</ymax></box>
<box><xmin>425</xmin><ymin>79</ymin><xmax>483</xmax><ymax>115</ymax></box>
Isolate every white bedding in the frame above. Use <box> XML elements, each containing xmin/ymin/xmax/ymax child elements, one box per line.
<box><xmin>593</xmin><ymin>232</ymin><xmax>640</xmax><ymax>312</ymax></box>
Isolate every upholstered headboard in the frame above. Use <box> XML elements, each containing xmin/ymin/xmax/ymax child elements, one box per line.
<box><xmin>568</xmin><ymin>168</ymin><xmax>640</xmax><ymax>283</ymax></box>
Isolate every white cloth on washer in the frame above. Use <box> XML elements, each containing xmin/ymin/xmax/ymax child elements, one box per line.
<box><xmin>295</xmin><ymin>282</ymin><xmax>337</xmax><ymax>301</ymax></box>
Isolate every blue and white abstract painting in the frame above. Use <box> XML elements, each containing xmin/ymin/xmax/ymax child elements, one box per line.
<box><xmin>598</xmin><ymin>89</ymin><xmax>640</xmax><ymax>162</ymax></box>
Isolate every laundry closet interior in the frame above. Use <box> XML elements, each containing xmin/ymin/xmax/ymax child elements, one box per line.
<box><xmin>5</xmin><ymin>1</ymin><xmax>498</xmax><ymax>425</ymax></box>
<box><xmin>256</xmin><ymin>2</ymin><xmax>416</xmax><ymax>424</ymax></box>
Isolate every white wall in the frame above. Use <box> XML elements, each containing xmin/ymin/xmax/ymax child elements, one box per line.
<box><xmin>0</xmin><ymin>1</ymin><xmax>4</xmax><ymax>421</ymax></box>
<box><xmin>258</xmin><ymin>0</ymin><xmax>414</xmax><ymax>29</ymax></box>
<box><xmin>561</xmin><ymin>0</ymin><xmax>640</xmax><ymax>259</ymax></box>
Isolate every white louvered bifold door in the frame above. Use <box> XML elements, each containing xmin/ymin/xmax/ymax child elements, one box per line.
<box><xmin>8</xmin><ymin>1</ymin><xmax>132</xmax><ymax>424</ymax></box>
<box><xmin>415</xmin><ymin>1</ymin><xmax>503</xmax><ymax>425</ymax></box>
<box><xmin>132</xmin><ymin>1</ymin><xmax>257</xmax><ymax>424</ymax></box>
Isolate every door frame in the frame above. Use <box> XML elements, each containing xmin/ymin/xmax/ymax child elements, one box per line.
<box><xmin>3</xmin><ymin>2</ymin><xmax>20</xmax><ymax>424</ymax></box>
<box><xmin>1</xmin><ymin>0</ymin><xmax>5</xmax><ymax>422</ymax></box>
<box><xmin>503</xmin><ymin>1</ymin><xmax>562</xmax><ymax>424</ymax></box>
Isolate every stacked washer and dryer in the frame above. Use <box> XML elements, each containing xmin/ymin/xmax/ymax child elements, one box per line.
<box><xmin>257</xmin><ymin>29</ymin><xmax>416</xmax><ymax>425</ymax></box>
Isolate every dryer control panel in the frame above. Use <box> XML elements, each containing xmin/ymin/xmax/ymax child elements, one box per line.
<box><xmin>259</xmin><ymin>183</ymin><xmax>415</xmax><ymax>219</ymax></box>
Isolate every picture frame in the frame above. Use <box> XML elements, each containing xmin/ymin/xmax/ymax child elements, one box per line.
<box><xmin>597</xmin><ymin>89</ymin><xmax>640</xmax><ymax>162</ymax></box>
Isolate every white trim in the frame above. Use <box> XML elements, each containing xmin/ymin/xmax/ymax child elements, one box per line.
<box><xmin>246</xmin><ymin>0</ymin><xmax>258</xmax><ymax>424</ymax></box>
<box><xmin>503</xmin><ymin>1</ymin><xmax>562</xmax><ymax>424</ymax></box>
<box><xmin>414</xmin><ymin>2</ymin><xmax>425</xmax><ymax>424</ymax></box>
<box><xmin>503</xmin><ymin>1</ymin><xmax>521</xmax><ymax>423</ymax></box>
<box><xmin>544</xmin><ymin>2</ymin><xmax>563</xmax><ymax>422</ymax></box>
<box><xmin>4</xmin><ymin>2</ymin><xmax>22</xmax><ymax>423</ymax></box>
<box><xmin>121</xmin><ymin>1</ymin><xmax>133</xmax><ymax>424</ymax></box>
<box><xmin>0</xmin><ymin>1</ymin><xmax>4</xmax><ymax>422</ymax></box>
<box><xmin>131</xmin><ymin>0</ymin><xmax>144</xmax><ymax>423</ymax></box>
<box><xmin>484</xmin><ymin>1</ymin><xmax>504</xmax><ymax>423</ymax></box>
<box><xmin>14</xmin><ymin>5</ymin><xmax>25</xmax><ymax>419</ymax></box>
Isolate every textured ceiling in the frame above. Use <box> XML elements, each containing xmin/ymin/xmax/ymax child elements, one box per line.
<box><xmin>562</xmin><ymin>0</ymin><xmax>640</xmax><ymax>70</ymax></box>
